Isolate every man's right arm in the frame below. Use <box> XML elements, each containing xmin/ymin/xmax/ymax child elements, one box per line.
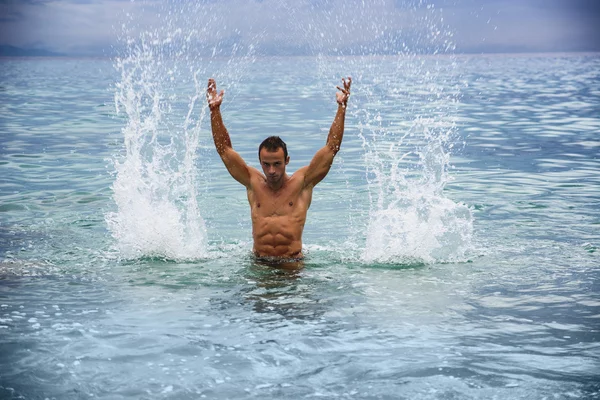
<box><xmin>207</xmin><ymin>79</ymin><xmax>252</xmax><ymax>188</ymax></box>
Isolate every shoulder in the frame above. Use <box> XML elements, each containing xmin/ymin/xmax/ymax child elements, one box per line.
<box><xmin>291</xmin><ymin>166</ymin><xmax>308</xmax><ymax>180</ymax></box>
<box><xmin>294</xmin><ymin>166</ymin><xmax>309</xmax><ymax>179</ymax></box>
<box><xmin>247</xmin><ymin>167</ymin><xmax>265</xmax><ymax>188</ymax></box>
<box><xmin>291</xmin><ymin>166</ymin><xmax>312</xmax><ymax>189</ymax></box>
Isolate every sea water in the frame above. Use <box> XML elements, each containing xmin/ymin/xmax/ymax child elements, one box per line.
<box><xmin>1</xmin><ymin>8</ymin><xmax>600</xmax><ymax>400</ymax></box>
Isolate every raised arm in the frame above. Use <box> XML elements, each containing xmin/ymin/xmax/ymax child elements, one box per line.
<box><xmin>303</xmin><ymin>77</ymin><xmax>351</xmax><ymax>188</ymax></box>
<box><xmin>207</xmin><ymin>78</ymin><xmax>253</xmax><ymax>188</ymax></box>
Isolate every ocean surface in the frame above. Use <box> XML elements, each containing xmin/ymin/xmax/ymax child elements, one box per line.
<box><xmin>1</xmin><ymin>53</ymin><xmax>599</xmax><ymax>399</ymax></box>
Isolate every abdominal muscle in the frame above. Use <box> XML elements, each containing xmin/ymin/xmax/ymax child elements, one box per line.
<box><xmin>251</xmin><ymin>215</ymin><xmax>305</xmax><ymax>258</ymax></box>
<box><xmin>247</xmin><ymin>171</ymin><xmax>312</xmax><ymax>259</ymax></box>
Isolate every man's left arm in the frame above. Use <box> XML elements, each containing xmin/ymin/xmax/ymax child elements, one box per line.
<box><xmin>303</xmin><ymin>77</ymin><xmax>351</xmax><ymax>188</ymax></box>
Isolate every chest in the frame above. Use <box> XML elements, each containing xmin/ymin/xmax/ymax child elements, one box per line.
<box><xmin>249</xmin><ymin>184</ymin><xmax>312</xmax><ymax>217</ymax></box>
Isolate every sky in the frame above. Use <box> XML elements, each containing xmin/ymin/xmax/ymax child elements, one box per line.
<box><xmin>0</xmin><ymin>0</ymin><xmax>599</xmax><ymax>56</ymax></box>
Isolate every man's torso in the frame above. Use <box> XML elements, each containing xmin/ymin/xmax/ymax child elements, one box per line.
<box><xmin>247</xmin><ymin>170</ymin><xmax>313</xmax><ymax>258</ymax></box>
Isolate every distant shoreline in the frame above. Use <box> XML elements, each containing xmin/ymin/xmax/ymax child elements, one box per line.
<box><xmin>1</xmin><ymin>51</ymin><xmax>599</xmax><ymax>61</ymax></box>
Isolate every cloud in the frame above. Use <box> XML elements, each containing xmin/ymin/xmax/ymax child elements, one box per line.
<box><xmin>116</xmin><ymin>0</ymin><xmax>453</xmax><ymax>56</ymax></box>
<box><xmin>439</xmin><ymin>0</ymin><xmax>600</xmax><ymax>52</ymax></box>
<box><xmin>0</xmin><ymin>0</ymin><xmax>155</xmax><ymax>53</ymax></box>
<box><xmin>0</xmin><ymin>0</ymin><xmax>598</xmax><ymax>55</ymax></box>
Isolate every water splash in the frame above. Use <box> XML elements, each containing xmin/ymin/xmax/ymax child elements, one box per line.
<box><xmin>106</xmin><ymin>30</ymin><xmax>205</xmax><ymax>260</ymax></box>
<box><xmin>360</xmin><ymin>119</ymin><xmax>473</xmax><ymax>264</ymax></box>
<box><xmin>352</xmin><ymin>48</ymin><xmax>473</xmax><ymax>264</ymax></box>
<box><xmin>308</xmin><ymin>1</ymin><xmax>473</xmax><ymax>264</ymax></box>
<box><xmin>353</xmin><ymin>64</ymin><xmax>474</xmax><ymax>264</ymax></box>
<box><xmin>105</xmin><ymin>0</ymin><xmax>472</xmax><ymax>262</ymax></box>
<box><xmin>106</xmin><ymin>5</ymin><xmax>256</xmax><ymax>260</ymax></box>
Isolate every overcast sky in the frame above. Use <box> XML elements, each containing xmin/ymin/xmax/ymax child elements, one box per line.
<box><xmin>0</xmin><ymin>0</ymin><xmax>598</xmax><ymax>55</ymax></box>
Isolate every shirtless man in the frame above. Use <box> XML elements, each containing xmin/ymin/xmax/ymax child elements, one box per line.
<box><xmin>207</xmin><ymin>77</ymin><xmax>351</xmax><ymax>262</ymax></box>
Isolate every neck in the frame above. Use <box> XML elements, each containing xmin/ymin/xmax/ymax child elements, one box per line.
<box><xmin>267</xmin><ymin>174</ymin><xmax>287</xmax><ymax>191</ymax></box>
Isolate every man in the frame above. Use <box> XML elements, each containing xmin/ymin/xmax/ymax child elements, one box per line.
<box><xmin>207</xmin><ymin>76</ymin><xmax>351</xmax><ymax>263</ymax></box>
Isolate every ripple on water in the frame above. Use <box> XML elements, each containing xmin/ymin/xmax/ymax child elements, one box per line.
<box><xmin>1</xmin><ymin>54</ymin><xmax>600</xmax><ymax>399</ymax></box>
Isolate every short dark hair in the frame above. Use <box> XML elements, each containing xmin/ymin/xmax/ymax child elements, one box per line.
<box><xmin>258</xmin><ymin>136</ymin><xmax>288</xmax><ymax>160</ymax></box>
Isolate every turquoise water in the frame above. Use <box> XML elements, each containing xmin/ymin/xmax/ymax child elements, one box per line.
<box><xmin>1</xmin><ymin>53</ymin><xmax>599</xmax><ymax>399</ymax></box>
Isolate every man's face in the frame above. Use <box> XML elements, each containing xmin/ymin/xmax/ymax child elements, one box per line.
<box><xmin>259</xmin><ymin>147</ymin><xmax>289</xmax><ymax>184</ymax></box>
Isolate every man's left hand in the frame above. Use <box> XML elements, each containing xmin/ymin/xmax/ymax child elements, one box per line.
<box><xmin>336</xmin><ymin>76</ymin><xmax>352</xmax><ymax>107</ymax></box>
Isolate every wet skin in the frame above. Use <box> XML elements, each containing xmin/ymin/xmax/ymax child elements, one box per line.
<box><xmin>249</xmin><ymin>148</ymin><xmax>313</xmax><ymax>258</ymax></box>
<box><xmin>207</xmin><ymin>77</ymin><xmax>351</xmax><ymax>261</ymax></box>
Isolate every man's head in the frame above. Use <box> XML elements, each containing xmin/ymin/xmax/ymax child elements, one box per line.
<box><xmin>258</xmin><ymin>136</ymin><xmax>289</xmax><ymax>185</ymax></box>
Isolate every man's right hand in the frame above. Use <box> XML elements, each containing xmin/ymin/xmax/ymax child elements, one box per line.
<box><xmin>207</xmin><ymin>78</ymin><xmax>224</xmax><ymax>110</ymax></box>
